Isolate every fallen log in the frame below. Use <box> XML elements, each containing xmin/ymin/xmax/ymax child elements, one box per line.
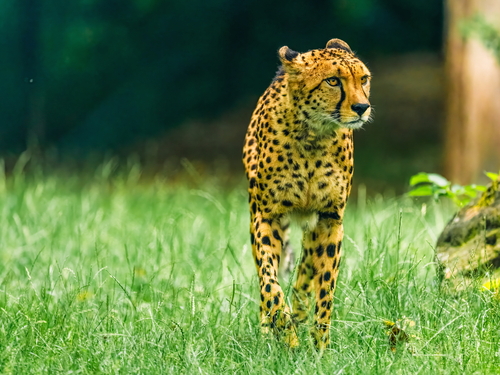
<box><xmin>436</xmin><ymin>177</ymin><xmax>500</xmax><ymax>289</ymax></box>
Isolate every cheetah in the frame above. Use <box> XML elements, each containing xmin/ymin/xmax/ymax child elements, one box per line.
<box><xmin>242</xmin><ymin>39</ymin><xmax>372</xmax><ymax>350</ymax></box>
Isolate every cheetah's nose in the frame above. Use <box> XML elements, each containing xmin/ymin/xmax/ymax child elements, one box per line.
<box><xmin>351</xmin><ymin>103</ymin><xmax>370</xmax><ymax>116</ymax></box>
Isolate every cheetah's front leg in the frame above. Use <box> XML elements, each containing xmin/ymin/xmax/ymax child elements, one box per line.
<box><xmin>305</xmin><ymin>214</ymin><xmax>343</xmax><ymax>351</ymax></box>
<box><xmin>292</xmin><ymin>235</ymin><xmax>314</xmax><ymax>324</ymax></box>
<box><xmin>250</xmin><ymin>212</ymin><xmax>298</xmax><ymax>347</ymax></box>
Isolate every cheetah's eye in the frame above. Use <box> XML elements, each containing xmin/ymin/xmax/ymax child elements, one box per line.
<box><xmin>325</xmin><ymin>77</ymin><xmax>340</xmax><ymax>87</ymax></box>
<box><xmin>361</xmin><ymin>75</ymin><xmax>370</xmax><ymax>86</ymax></box>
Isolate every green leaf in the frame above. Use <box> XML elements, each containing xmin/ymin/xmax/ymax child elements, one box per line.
<box><xmin>435</xmin><ymin>187</ymin><xmax>449</xmax><ymax>197</ymax></box>
<box><xmin>426</xmin><ymin>173</ymin><xmax>450</xmax><ymax>188</ymax></box>
<box><xmin>463</xmin><ymin>185</ymin><xmax>480</xmax><ymax>198</ymax></box>
<box><xmin>450</xmin><ymin>184</ymin><xmax>465</xmax><ymax>194</ymax></box>
<box><xmin>409</xmin><ymin>173</ymin><xmax>431</xmax><ymax>186</ymax></box>
<box><xmin>408</xmin><ymin>185</ymin><xmax>434</xmax><ymax>197</ymax></box>
<box><xmin>485</xmin><ymin>172</ymin><xmax>499</xmax><ymax>181</ymax></box>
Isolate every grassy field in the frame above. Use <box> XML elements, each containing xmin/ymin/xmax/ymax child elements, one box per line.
<box><xmin>0</xmin><ymin>161</ymin><xmax>499</xmax><ymax>374</ymax></box>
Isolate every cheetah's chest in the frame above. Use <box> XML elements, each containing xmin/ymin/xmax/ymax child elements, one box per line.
<box><xmin>258</xmin><ymin>136</ymin><xmax>353</xmax><ymax>215</ymax></box>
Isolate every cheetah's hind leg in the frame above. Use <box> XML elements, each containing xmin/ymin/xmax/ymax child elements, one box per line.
<box><xmin>279</xmin><ymin>217</ymin><xmax>295</xmax><ymax>280</ymax></box>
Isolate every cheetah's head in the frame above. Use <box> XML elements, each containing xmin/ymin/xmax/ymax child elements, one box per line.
<box><xmin>278</xmin><ymin>39</ymin><xmax>372</xmax><ymax>131</ymax></box>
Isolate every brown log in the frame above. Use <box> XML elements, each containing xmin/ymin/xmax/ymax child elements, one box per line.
<box><xmin>436</xmin><ymin>177</ymin><xmax>500</xmax><ymax>289</ymax></box>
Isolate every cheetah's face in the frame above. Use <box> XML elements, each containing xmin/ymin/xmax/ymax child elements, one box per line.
<box><xmin>279</xmin><ymin>39</ymin><xmax>371</xmax><ymax>131</ymax></box>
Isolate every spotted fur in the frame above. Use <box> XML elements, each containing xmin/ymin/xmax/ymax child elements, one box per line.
<box><xmin>242</xmin><ymin>39</ymin><xmax>372</xmax><ymax>350</ymax></box>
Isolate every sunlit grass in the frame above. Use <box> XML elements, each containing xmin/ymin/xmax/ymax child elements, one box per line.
<box><xmin>0</xmin><ymin>160</ymin><xmax>499</xmax><ymax>374</ymax></box>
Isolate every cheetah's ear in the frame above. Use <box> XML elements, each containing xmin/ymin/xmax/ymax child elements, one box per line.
<box><xmin>278</xmin><ymin>46</ymin><xmax>301</xmax><ymax>74</ymax></box>
<box><xmin>325</xmin><ymin>38</ymin><xmax>352</xmax><ymax>53</ymax></box>
<box><xmin>278</xmin><ymin>46</ymin><xmax>299</xmax><ymax>63</ymax></box>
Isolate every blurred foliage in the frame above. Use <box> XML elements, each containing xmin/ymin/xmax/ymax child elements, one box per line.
<box><xmin>408</xmin><ymin>171</ymin><xmax>500</xmax><ymax>207</ymax></box>
<box><xmin>462</xmin><ymin>14</ymin><xmax>500</xmax><ymax>63</ymax></box>
<box><xmin>6</xmin><ymin>0</ymin><xmax>443</xmax><ymax>155</ymax></box>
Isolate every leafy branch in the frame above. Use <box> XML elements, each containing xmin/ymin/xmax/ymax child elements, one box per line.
<box><xmin>407</xmin><ymin>172</ymin><xmax>500</xmax><ymax>207</ymax></box>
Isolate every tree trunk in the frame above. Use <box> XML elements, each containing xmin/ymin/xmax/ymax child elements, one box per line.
<box><xmin>444</xmin><ymin>0</ymin><xmax>500</xmax><ymax>184</ymax></box>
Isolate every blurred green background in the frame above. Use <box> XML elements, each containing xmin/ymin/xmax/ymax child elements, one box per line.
<box><xmin>7</xmin><ymin>0</ymin><xmax>444</xmax><ymax>190</ymax></box>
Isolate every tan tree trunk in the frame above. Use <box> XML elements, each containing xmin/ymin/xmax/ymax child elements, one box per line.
<box><xmin>444</xmin><ymin>0</ymin><xmax>500</xmax><ymax>184</ymax></box>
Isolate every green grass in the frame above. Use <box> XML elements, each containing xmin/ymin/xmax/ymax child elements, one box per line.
<box><xmin>0</xmin><ymin>162</ymin><xmax>499</xmax><ymax>374</ymax></box>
